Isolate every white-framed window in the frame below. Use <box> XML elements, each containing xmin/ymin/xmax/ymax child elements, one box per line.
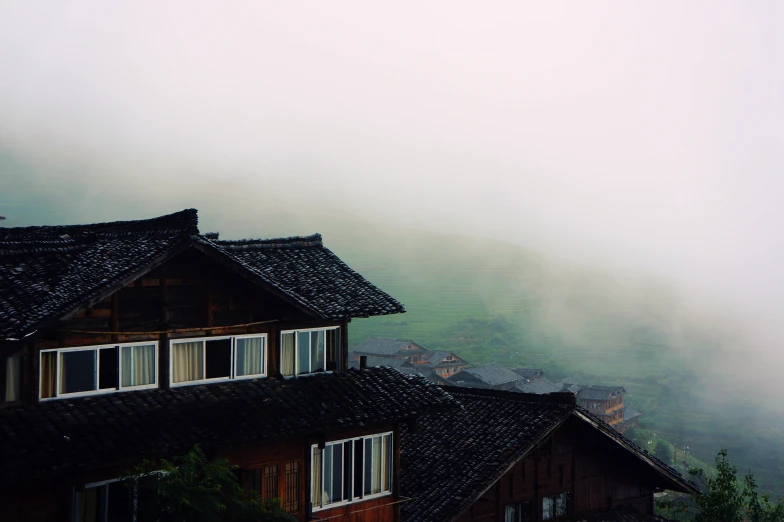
<box><xmin>505</xmin><ymin>501</ymin><xmax>531</xmax><ymax>522</ymax></box>
<box><xmin>542</xmin><ymin>492</ymin><xmax>568</xmax><ymax>520</ymax></box>
<box><xmin>169</xmin><ymin>334</ymin><xmax>266</xmax><ymax>386</ymax></box>
<box><xmin>40</xmin><ymin>342</ymin><xmax>158</xmax><ymax>400</ymax></box>
<box><xmin>280</xmin><ymin>327</ymin><xmax>340</xmax><ymax>377</ymax></box>
<box><xmin>311</xmin><ymin>432</ymin><xmax>393</xmax><ymax>511</ymax></box>
<box><xmin>74</xmin><ymin>478</ymin><xmax>135</xmax><ymax>522</ymax></box>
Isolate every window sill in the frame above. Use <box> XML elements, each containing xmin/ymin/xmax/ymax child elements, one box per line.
<box><xmin>39</xmin><ymin>383</ymin><xmax>159</xmax><ymax>401</ymax></box>
<box><xmin>312</xmin><ymin>491</ymin><xmax>393</xmax><ymax>512</ymax></box>
<box><xmin>169</xmin><ymin>375</ymin><xmax>268</xmax><ymax>387</ymax></box>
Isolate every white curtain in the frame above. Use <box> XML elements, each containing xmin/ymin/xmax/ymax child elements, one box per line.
<box><xmin>236</xmin><ymin>337</ymin><xmax>264</xmax><ymax>376</ymax></box>
<box><xmin>122</xmin><ymin>344</ymin><xmax>156</xmax><ymax>387</ymax></box>
<box><xmin>281</xmin><ymin>333</ymin><xmax>295</xmax><ymax>376</ymax></box>
<box><xmin>172</xmin><ymin>341</ymin><xmax>203</xmax><ymax>383</ymax></box>
<box><xmin>311</xmin><ymin>331</ymin><xmax>325</xmax><ymax>372</ymax></box>
<box><xmin>4</xmin><ymin>355</ymin><xmax>20</xmax><ymax>401</ymax></box>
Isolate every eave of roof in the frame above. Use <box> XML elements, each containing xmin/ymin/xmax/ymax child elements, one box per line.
<box><xmin>573</xmin><ymin>409</ymin><xmax>698</xmax><ymax>495</ymax></box>
<box><xmin>0</xmin><ymin>367</ymin><xmax>459</xmax><ymax>485</ymax></box>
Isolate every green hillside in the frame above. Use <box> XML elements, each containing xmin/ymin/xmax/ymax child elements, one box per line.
<box><xmin>328</xmin><ymin>225</ymin><xmax>784</xmax><ymax>494</ymax></box>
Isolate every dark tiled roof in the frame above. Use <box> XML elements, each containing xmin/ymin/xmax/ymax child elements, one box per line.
<box><xmin>401</xmin><ymin>389</ymin><xmax>697</xmax><ymax>522</ymax></box>
<box><xmin>401</xmin><ymin>387</ymin><xmax>575</xmax><ymax>522</ymax></box>
<box><xmin>623</xmin><ymin>406</ymin><xmax>642</xmax><ymax>422</ymax></box>
<box><xmin>0</xmin><ymin>210</ymin><xmax>198</xmax><ymax>340</ymax></box>
<box><xmin>352</xmin><ymin>337</ymin><xmax>424</xmax><ymax>356</ymax></box>
<box><xmin>448</xmin><ymin>362</ymin><xmax>523</xmax><ymax>387</ymax></box>
<box><xmin>199</xmin><ymin>238</ymin><xmax>405</xmax><ymax>321</ymax></box>
<box><xmin>0</xmin><ymin>210</ymin><xmax>405</xmax><ymax>340</ymax></box>
<box><xmin>513</xmin><ymin>376</ymin><xmax>564</xmax><ymax>395</ymax></box>
<box><xmin>348</xmin><ymin>354</ymin><xmax>413</xmax><ymax>369</ymax></box>
<box><xmin>511</xmin><ymin>367</ymin><xmax>544</xmax><ymax>380</ymax></box>
<box><xmin>576</xmin><ymin>385</ymin><xmax>626</xmax><ymax>401</ymax></box>
<box><xmin>0</xmin><ymin>367</ymin><xmax>458</xmax><ymax>484</ymax></box>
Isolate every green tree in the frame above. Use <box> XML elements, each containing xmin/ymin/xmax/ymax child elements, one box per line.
<box><xmin>659</xmin><ymin>449</ymin><xmax>784</xmax><ymax>522</ymax></box>
<box><xmin>654</xmin><ymin>440</ymin><xmax>673</xmax><ymax>465</ymax></box>
<box><xmin>123</xmin><ymin>445</ymin><xmax>295</xmax><ymax>522</ymax></box>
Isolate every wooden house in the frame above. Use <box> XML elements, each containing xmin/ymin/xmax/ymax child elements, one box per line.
<box><xmin>0</xmin><ymin>209</ymin><xmax>458</xmax><ymax>522</ymax></box>
<box><xmin>448</xmin><ymin>362</ymin><xmax>527</xmax><ymax>391</ymax></box>
<box><xmin>400</xmin><ymin>388</ymin><xmax>698</xmax><ymax>522</ymax></box>
<box><xmin>351</xmin><ymin>338</ymin><xmax>467</xmax><ymax>379</ymax></box>
<box><xmin>572</xmin><ymin>386</ymin><xmax>626</xmax><ymax>428</ymax></box>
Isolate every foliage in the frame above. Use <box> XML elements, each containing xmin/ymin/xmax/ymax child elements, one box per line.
<box><xmin>122</xmin><ymin>445</ymin><xmax>296</xmax><ymax>522</ymax></box>
<box><xmin>654</xmin><ymin>440</ymin><xmax>673</xmax><ymax>465</ymax></box>
<box><xmin>658</xmin><ymin>449</ymin><xmax>784</xmax><ymax>522</ymax></box>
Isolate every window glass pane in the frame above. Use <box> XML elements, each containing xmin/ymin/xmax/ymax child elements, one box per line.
<box><xmin>107</xmin><ymin>480</ymin><xmax>134</xmax><ymax>522</ymax></box>
<box><xmin>121</xmin><ymin>344</ymin><xmax>156</xmax><ymax>387</ymax></box>
<box><xmin>556</xmin><ymin>493</ymin><xmax>567</xmax><ymax>516</ymax></box>
<box><xmin>364</xmin><ymin>437</ymin><xmax>384</xmax><ymax>495</ymax></box>
<box><xmin>236</xmin><ymin>337</ymin><xmax>264</xmax><ymax>377</ymax></box>
<box><xmin>99</xmin><ymin>347</ymin><xmax>118</xmax><ymax>390</ymax></box>
<box><xmin>60</xmin><ymin>350</ymin><xmax>96</xmax><ymax>394</ymax></box>
<box><xmin>4</xmin><ymin>354</ymin><xmax>21</xmax><ymax>402</ymax></box>
<box><xmin>281</xmin><ymin>333</ymin><xmax>295</xmax><ymax>376</ymax></box>
<box><xmin>542</xmin><ymin>496</ymin><xmax>554</xmax><ymax>520</ymax></box>
<box><xmin>205</xmin><ymin>339</ymin><xmax>231</xmax><ymax>379</ymax></box>
<box><xmin>172</xmin><ymin>341</ymin><xmax>204</xmax><ymax>383</ymax></box>
<box><xmin>343</xmin><ymin>441</ymin><xmax>353</xmax><ymax>503</ymax></box>
<box><xmin>323</xmin><ymin>446</ymin><xmax>333</xmax><ymax>506</ymax></box>
<box><xmin>382</xmin><ymin>434</ymin><xmax>392</xmax><ymax>492</ymax></box>
<box><xmin>297</xmin><ymin>332</ymin><xmax>310</xmax><ymax>374</ymax></box>
<box><xmin>311</xmin><ymin>330</ymin><xmax>325</xmax><ymax>372</ymax></box>
<box><xmin>330</xmin><ymin>443</ymin><xmax>343</xmax><ymax>503</ymax></box>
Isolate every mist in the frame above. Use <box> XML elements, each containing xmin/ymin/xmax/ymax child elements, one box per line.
<box><xmin>2</xmin><ymin>2</ymin><xmax>784</xmax><ymax>419</ymax></box>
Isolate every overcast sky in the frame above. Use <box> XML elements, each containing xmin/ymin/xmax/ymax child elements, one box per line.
<box><xmin>1</xmin><ymin>2</ymin><xmax>783</xmax><ymax>385</ymax></box>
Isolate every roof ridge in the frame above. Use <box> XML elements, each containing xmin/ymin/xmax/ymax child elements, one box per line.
<box><xmin>441</xmin><ymin>385</ymin><xmax>576</xmax><ymax>406</ymax></box>
<box><xmin>0</xmin><ymin>209</ymin><xmax>199</xmax><ymax>243</ymax></box>
<box><xmin>203</xmin><ymin>233</ymin><xmax>323</xmax><ymax>249</ymax></box>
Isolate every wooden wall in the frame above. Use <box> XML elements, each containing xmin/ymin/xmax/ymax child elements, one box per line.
<box><xmin>19</xmin><ymin>247</ymin><xmax>346</xmax><ymax>403</ymax></box>
<box><xmin>455</xmin><ymin>417</ymin><xmax>660</xmax><ymax>521</ymax></box>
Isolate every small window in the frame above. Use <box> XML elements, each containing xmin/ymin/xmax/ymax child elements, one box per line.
<box><xmin>41</xmin><ymin>343</ymin><xmax>157</xmax><ymax>400</ymax></box>
<box><xmin>280</xmin><ymin>327</ymin><xmax>340</xmax><ymax>377</ymax></box>
<box><xmin>263</xmin><ymin>465</ymin><xmax>279</xmax><ymax>500</ymax></box>
<box><xmin>4</xmin><ymin>354</ymin><xmax>21</xmax><ymax>402</ymax></box>
<box><xmin>284</xmin><ymin>461</ymin><xmax>301</xmax><ymax>513</ymax></box>
<box><xmin>170</xmin><ymin>334</ymin><xmax>266</xmax><ymax>386</ymax></box>
<box><xmin>74</xmin><ymin>480</ymin><xmax>135</xmax><ymax>522</ymax></box>
<box><xmin>542</xmin><ymin>492</ymin><xmax>568</xmax><ymax>520</ymax></box>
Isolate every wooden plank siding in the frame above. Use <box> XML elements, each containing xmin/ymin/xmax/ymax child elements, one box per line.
<box><xmin>26</xmin><ymin>247</ymin><xmax>348</xmax><ymax>402</ymax></box>
<box><xmin>453</xmin><ymin>417</ymin><xmax>660</xmax><ymax>521</ymax></box>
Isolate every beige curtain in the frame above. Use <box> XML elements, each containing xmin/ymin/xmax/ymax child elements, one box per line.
<box><xmin>311</xmin><ymin>447</ymin><xmax>322</xmax><ymax>508</ymax></box>
<box><xmin>40</xmin><ymin>351</ymin><xmax>56</xmax><ymax>399</ymax></box>
<box><xmin>4</xmin><ymin>355</ymin><xmax>21</xmax><ymax>401</ymax></box>
<box><xmin>76</xmin><ymin>488</ymin><xmax>98</xmax><ymax>522</ymax></box>
<box><xmin>281</xmin><ymin>333</ymin><xmax>295</xmax><ymax>376</ymax></box>
<box><xmin>121</xmin><ymin>344</ymin><xmax>156</xmax><ymax>387</ymax></box>
<box><xmin>236</xmin><ymin>337</ymin><xmax>263</xmax><ymax>376</ymax></box>
<box><xmin>172</xmin><ymin>341</ymin><xmax>203</xmax><ymax>383</ymax></box>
